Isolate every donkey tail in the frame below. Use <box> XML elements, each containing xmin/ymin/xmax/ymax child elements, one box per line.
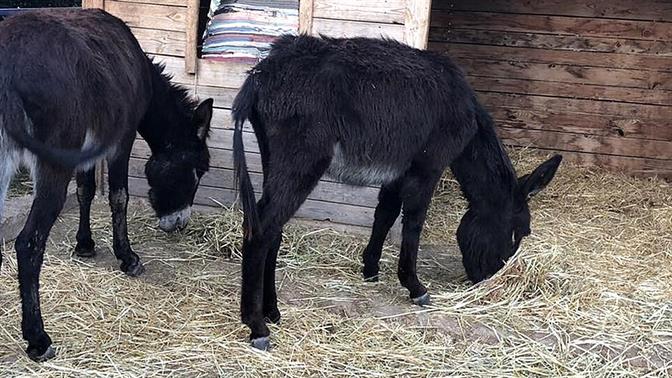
<box><xmin>1</xmin><ymin>91</ymin><xmax>107</xmax><ymax>170</ymax></box>
<box><xmin>232</xmin><ymin>75</ymin><xmax>259</xmax><ymax>241</ymax></box>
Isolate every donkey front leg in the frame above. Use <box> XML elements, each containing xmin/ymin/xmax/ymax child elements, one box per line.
<box><xmin>16</xmin><ymin>167</ymin><xmax>71</xmax><ymax>361</ymax></box>
<box><xmin>107</xmin><ymin>152</ymin><xmax>144</xmax><ymax>276</ymax></box>
<box><xmin>362</xmin><ymin>180</ymin><xmax>402</xmax><ymax>281</ymax></box>
<box><xmin>74</xmin><ymin>168</ymin><xmax>97</xmax><ymax>257</ymax></box>
<box><xmin>397</xmin><ymin>169</ymin><xmax>442</xmax><ymax>306</ymax></box>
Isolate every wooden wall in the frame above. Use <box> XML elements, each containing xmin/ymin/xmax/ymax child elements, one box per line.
<box><xmin>428</xmin><ymin>0</ymin><xmax>672</xmax><ymax>179</ymax></box>
<box><xmin>83</xmin><ymin>0</ymin><xmax>431</xmax><ymax>229</ymax></box>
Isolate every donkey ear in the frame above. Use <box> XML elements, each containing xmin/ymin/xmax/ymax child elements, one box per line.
<box><xmin>518</xmin><ymin>154</ymin><xmax>563</xmax><ymax>200</ymax></box>
<box><xmin>193</xmin><ymin>98</ymin><xmax>214</xmax><ymax>141</ymax></box>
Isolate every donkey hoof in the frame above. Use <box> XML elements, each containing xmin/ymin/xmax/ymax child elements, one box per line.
<box><xmin>122</xmin><ymin>261</ymin><xmax>145</xmax><ymax>277</ymax></box>
<box><xmin>27</xmin><ymin>344</ymin><xmax>55</xmax><ymax>362</ymax></box>
<box><xmin>250</xmin><ymin>336</ymin><xmax>271</xmax><ymax>351</ymax></box>
<box><xmin>264</xmin><ymin>309</ymin><xmax>281</xmax><ymax>324</ymax></box>
<box><xmin>74</xmin><ymin>241</ymin><xmax>96</xmax><ymax>258</ymax></box>
<box><xmin>411</xmin><ymin>292</ymin><xmax>431</xmax><ymax>307</ymax></box>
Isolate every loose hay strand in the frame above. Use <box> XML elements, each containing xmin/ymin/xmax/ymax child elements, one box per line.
<box><xmin>0</xmin><ymin>147</ymin><xmax>670</xmax><ymax>377</ymax></box>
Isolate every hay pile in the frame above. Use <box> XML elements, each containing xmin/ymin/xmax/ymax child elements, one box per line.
<box><xmin>0</xmin><ymin>148</ymin><xmax>670</xmax><ymax>377</ymax></box>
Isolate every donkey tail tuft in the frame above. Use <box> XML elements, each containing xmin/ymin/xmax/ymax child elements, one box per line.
<box><xmin>231</xmin><ymin>75</ymin><xmax>259</xmax><ymax>240</ymax></box>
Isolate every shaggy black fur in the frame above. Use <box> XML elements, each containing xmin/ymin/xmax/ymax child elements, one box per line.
<box><xmin>0</xmin><ymin>9</ymin><xmax>211</xmax><ymax>361</ymax></box>
<box><xmin>233</xmin><ymin>34</ymin><xmax>562</xmax><ymax>349</ymax></box>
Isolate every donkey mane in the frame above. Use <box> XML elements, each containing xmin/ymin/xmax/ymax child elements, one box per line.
<box><xmin>151</xmin><ymin>61</ymin><xmax>199</xmax><ymax>114</ymax></box>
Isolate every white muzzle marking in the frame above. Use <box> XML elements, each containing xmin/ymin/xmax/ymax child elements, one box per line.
<box><xmin>159</xmin><ymin>206</ymin><xmax>192</xmax><ymax>232</ymax></box>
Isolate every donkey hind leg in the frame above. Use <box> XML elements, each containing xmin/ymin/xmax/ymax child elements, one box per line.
<box><xmin>74</xmin><ymin>168</ymin><xmax>97</xmax><ymax>257</ymax></box>
<box><xmin>362</xmin><ymin>179</ymin><xmax>403</xmax><ymax>281</ymax></box>
<box><xmin>263</xmin><ymin>232</ymin><xmax>282</xmax><ymax>324</ymax></box>
<box><xmin>242</xmin><ymin>151</ymin><xmax>332</xmax><ymax>351</ymax></box>
<box><xmin>397</xmin><ymin>168</ymin><xmax>442</xmax><ymax>306</ymax></box>
<box><xmin>107</xmin><ymin>144</ymin><xmax>144</xmax><ymax>276</ymax></box>
<box><xmin>16</xmin><ymin>164</ymin><xmax>72</xmax><ymax>361</ymax></box>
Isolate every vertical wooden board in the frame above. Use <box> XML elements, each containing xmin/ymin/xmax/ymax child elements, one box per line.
<box><xmin>299</xmin><ymin>0</ymin><xmax>315</xmax><ymax>34</ymax></box>
<box><xmin>312</xmin><ymin>18</ymin><xmax>405</xmax><ymax>41</ymax></box>
<box><xmin>313</xmin><ymin>0</ymin><xmax>406</xmax><ymax>24</ymax></box>
<box><xmin>184</xmin><ymin>0</ymin><xmax>199</xmax><ymax>73</ymax></box>
<box><xmin>404</xmin><ymin>0</ymin><xmax>432</xmax><ymax>48</ymax></box>
<box><xmin>82</xmin><ymin>0</ymin><xmax>104</xmax><ymax>8</ymax></box>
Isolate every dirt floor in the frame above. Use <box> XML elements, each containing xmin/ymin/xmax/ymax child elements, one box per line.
<box><xmin>0</xmin><ymin>149</ymin><xmax>670</xmax><ymax>377</ymax></box>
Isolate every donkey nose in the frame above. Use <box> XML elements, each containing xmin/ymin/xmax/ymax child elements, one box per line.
<box><xmin>158</xmin><ymin>207</ymin><xmax>192</xmax><ymax>233</ymax></box>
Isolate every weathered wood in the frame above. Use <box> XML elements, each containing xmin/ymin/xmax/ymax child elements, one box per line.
<box><xmin>131</xmin><ymin>27</ymin><xmax>186</xmax><ymax>56</ymax></box>
<box><xmin>197</xmin><ymin>59</ymin><xmax>251</xmax><ymax>89</ymax></box>
<box><xmin>147</xmin><ymin>54</ymin><xmax>195</xmax><ymax>85</ymax></box>
<box><xmin>455</xmin><ymin>58</ymin><xmax>672</xmax><ymax>91</ymax></box>
<box><xmin>429</xmin><ymin>28</ymin><xmax>672</xmax><ymax>56</ymax></box>
<box><xmin>497</xmin><ymin>127</ymin><xmax>672</xmax><ymax>161</ymax></box>
<box><xmin>430</xmin><ymin>42</ymin><xmax>672</xmax><ymax>74</ymax></box>
<box><xmin>105</xmin><ymin>1</ymin><xmax>187</xmax><ymax>32</ymax></box>
<box><xmin>82</xmin><ymin>0</ymin><xmax>104</xmax><ymax>8</ymax></box>
<box><xmin>313</xmin><ymin>0</ymin><xmax>405</xmax><ymax>24</ymax></box>
<box><xmin>469</xmin><ymin>76</ymin><xmax>672</xmax><ymax>107</ymax></box>
<box><xmin>195</xmin><ymin>85</ymin><xmax>239</xmax><ymax>109</ymax></box>
<box><xmin>432</xmin><ymin>11</ymin><xmax>672</xmax><ymax>41</ymax></box>
<box><xmin>438</xmin><ymin>0</ymin><xmax>672</xmax><ymax>22</ymax></box>
<box><xmin>299</xmin><ymin>0</ymin><xmax>315</xmax><ymax>34</ymax></box>
<box><xmin>128</xmin><ymin>177</ymin><xmax>378</xmax><ymax>227</ymax></box>
<box><xmin>113</xmin><ymin>0</ymin><xmax>186</xmax><ymax>6</ymax></box>
<box><xmin>404</xmin><ymin>0</ymin><xmax>432</xmax><ymax>48</ymax></box>
<box><xmin>128</xmin><ymin>157</ymin><xmax>381</xmax><ymax>208</ymax></box>
<box><xmin>312</xmin><ymin>18</ymin><xmax>405</xmax><ymax>41</ymax></box>
<box><xmin>184</xmin><ymin>0</ymin><xmax>199</xmax><ymax>73</ymax></box>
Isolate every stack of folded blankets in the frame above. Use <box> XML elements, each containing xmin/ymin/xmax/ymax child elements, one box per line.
<box><xmin>202</xmin><ymin>0</ymin><xmax>299</xmax><ymax>64</ymax></box>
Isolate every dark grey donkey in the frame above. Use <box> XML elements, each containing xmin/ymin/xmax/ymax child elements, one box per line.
<box><xmin>0</xmin><ymin>9</ymin><xmax>212</xmax><ymax>361</ymax></box>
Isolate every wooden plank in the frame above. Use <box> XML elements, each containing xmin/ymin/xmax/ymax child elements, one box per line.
<box><xmin>313</xmin><ymin>0</ymin><xmax>406</xmax><ymax>24</ymax></box>
<box><xmin>497</xmin><ymin>127</ymin><xmax>672</xmax><ymax>161</ymax></box>
<box><xmin>82</xmin><ymin>0</ymin><xmax>104</xmax><ymax>8</ymax></box>
<box><xmin>113</xmin><ymin>0</ymin><xmax>186</xmax><ymax>7</ymax></box>
<box><xmin>299</xmin><ymin>0</ymin><xmax>315</xmax><ymax>34</ymax></box>
<box><xmin>432</xmin><ymin>11</ymin><xmax>672</xmax><ymax>41</ymax></box>
<box><xmin>131</xmin><ymin>27</ymin><xmax>186</xmax><ymax>56</ymax></box>
<box><xmin>184</xmin><ymin>0</ymin><xmax>199</xmax><ymax>73</ymax></box>
<box><xmin>128</xmin><ymin>177</ymin><xmax>377</xmax><ymax>227</ymax></box>
<box><xmin>511</xmin><ymin>148</ymin><xmax>672</xmax><ymax>179</ymax></box>
<box><xmin>477</xmin><ymin>92</ymin><xmax>672</xmax><ymax>121</ymax></box>
<box><xmin>105</xmin><ymin>1</ymin><xmax>187</xmax><ymax>32</ymax></box>
<box><xmin>195</xmin><ymin>85</ymin><xmax>239</xmax><ymax>109</ymax></box>
<box><xmin>312</xmin><ymin>18</ymin><xmax>405</xmax><ymax>42</ymax></box>
<box><xmin>147</xmin><ymin>54</ymin><xmax>195</xmax><ymax>86</ymax></box>
<box><xmin>429</xmin><ymin>42</ymin><xmax>672</xmax><ymax>73</ymax></box>
<box><xmin>437</xmin><ymin>0</ymin><xmax>672</xmax><ymax>22</ymax></box>
<box><xmin>128</xmin><ymin>158</ymin><xmax>381</xmax><ymax>208</ymax></box>
<box><xmin>468</xmin><ymin>76</ymin><xmax>672</xmax><ymax>107</ymax></box>
<box><xmin>429</xmin><ymin>28</ymin><xmax>672</xmax><ymax>56</ymax></box>
<box><xmin>197</xmin><ymin>59</ymin><xmax>251</xmax><ymax>88</ymax></box>
<box><xmin>404</xmin><ymin>0</ymin><xmax>432</xmax><ymax>48</ymax></box>
<box><xmin>455</xmin><ymin>58</ymin><xmax>672</xmax><ymax>91</ymax></box>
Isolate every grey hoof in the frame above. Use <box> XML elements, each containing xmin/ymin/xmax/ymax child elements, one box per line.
<box><xmin>28</xmin><ymin>345</ymin><xmax>55</xmax><ymax>362</ymax></box>
<box><xmin>411</xmin><ymin>292</ymin><xmax>431</xmax><ymax>306</ymax></box>
<box><xmin>250</xmin><ymin>336</ymin><xmax>271</xmax><ymax>351</ymax></box>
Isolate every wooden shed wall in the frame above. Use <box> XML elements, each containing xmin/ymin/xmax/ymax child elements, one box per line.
<box><xmin>83</xmin><ymin>0</ymin><xmax>431</xmax><ymax>229</ymax></box>
<box><xmin>428</xmin><ymin>0</ymin><xmax>672</xmax><ymax>179</ymax></box>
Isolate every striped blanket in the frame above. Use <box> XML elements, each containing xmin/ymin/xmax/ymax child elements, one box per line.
<box><xmin>203</xmin><ymin>0</ymin><xmax>298</xmax><ymax>64</ymax></box>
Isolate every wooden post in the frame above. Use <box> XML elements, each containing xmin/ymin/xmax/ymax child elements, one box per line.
<box><xmin>82</xmin><ymin>0</ymin><xmax>104</xmax><ymax>9</ymax></box>
<box><xmin>185</xmin><ymin>0</ymin><xmax>200</xmax><ymax>74</ymax></box>
<box><xmin>299</xmin><ymin>0</ymin><xmax>314</xmax><ymax>35</ymax></box>
<box><xmin>404</xmin><ymin>0</ymin><xmax>432</xmax><ymax>49</ymax></box>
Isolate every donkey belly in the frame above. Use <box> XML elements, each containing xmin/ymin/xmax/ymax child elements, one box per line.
<box><xmin>325</xmin><ymin>143</ymin><xmax>404</xmax><ymax>186</ymax></box>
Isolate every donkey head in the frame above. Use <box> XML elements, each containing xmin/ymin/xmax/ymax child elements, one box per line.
<box><xmin>458</xmin><ymin>154</ymin><xmax>562</xmax><ymax>283</ymax></box>
<box><xmin>145</xmin><ymin>99</ymin><xmax>213</xmax><ymax>232</ymax></box>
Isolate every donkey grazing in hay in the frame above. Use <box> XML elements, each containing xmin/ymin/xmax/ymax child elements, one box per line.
<box><xmin>233</xmin><ymin>34</ymin><xmax>562</xmax><ymax>349</ymax></box>
<box><xmin>0</xmin><ymin>9</ymin><xmax>212</xmax><ymax>361</ymax></box>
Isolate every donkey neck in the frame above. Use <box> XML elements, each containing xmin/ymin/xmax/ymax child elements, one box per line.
<box><xmin>450</xmin><ymin>119</ymin><xmax>517</xmax><ymax>213</ymax></box>
<box><xmin>137</xmin><ymin>65</ymin><xmax>196</xmax><ymax>154</ymax></box>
